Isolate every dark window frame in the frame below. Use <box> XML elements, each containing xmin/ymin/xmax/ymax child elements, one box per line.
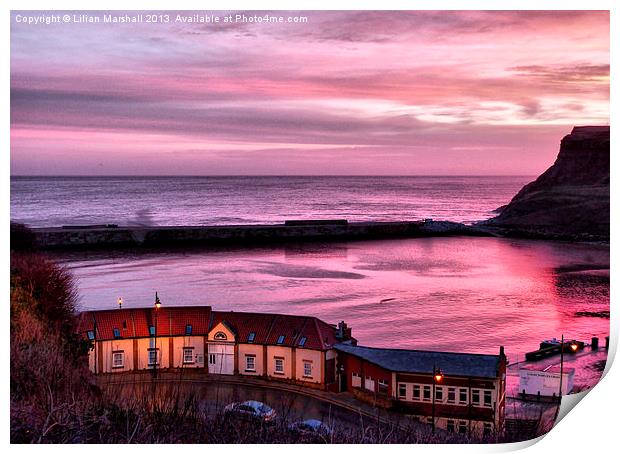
<box><xmin>423</xmin><ymin>385</ymin><xmax>431</xmax><ymax>401</ymax></box>
<box><xmin>398</xmin><ymin>383</ymin><xmax>407</xmax><ymax>399</ymax></box>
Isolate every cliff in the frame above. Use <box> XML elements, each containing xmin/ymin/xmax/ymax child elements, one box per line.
<box><xmin>485</xmin><ymin>126</ymin><xmax>609</xmax><ymax>241</ymax></box>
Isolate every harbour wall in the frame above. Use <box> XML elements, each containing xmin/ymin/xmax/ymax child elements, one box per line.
<box><xmin>32</xmin><ymin>220</ymin><xmax>494</xmax><ymax>250</ymax></box>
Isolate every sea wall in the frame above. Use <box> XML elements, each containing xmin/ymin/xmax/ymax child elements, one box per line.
<box><xmin>33</xmin><ymin>220</ymin><xmax>490</xmax><ymax>250</ymax></box>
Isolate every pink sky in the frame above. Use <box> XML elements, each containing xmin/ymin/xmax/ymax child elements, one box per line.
<box><xmin>10</xmin><ymin>11</ymin><xmax>609</xmax><ymax>175</ymax></box>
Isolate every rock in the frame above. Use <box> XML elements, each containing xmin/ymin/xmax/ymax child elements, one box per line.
<box><xmin>484</xmin><ymin>126</ymin><xmax>609</xmax><ymax>241</ymax></box>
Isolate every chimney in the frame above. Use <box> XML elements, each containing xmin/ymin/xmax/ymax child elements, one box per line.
<box><xmin>499</xmin><ymin>346</ymin><xmax>505</xmax><ymax>357</ymax></box>
<box><xmin>336</xmin><ymin>321</ymin><xmax>352</xmax><ymax>341</ymax></box>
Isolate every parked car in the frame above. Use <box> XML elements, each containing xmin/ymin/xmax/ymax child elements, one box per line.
<box><xmin>223</xmin><ymin>400</ymin><xmax>276</xmax><ymax>422</ymax></box>
<box><xmin>288</xmin><ymin>419</ymin><xmax>332</xmax><ymax>436</ymax></box>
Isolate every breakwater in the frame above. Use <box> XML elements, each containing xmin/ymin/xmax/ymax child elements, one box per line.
<box><xmin>32</xmin><ymin>220</ymin><xmax>493</xmax><ymax>250</ymax></box>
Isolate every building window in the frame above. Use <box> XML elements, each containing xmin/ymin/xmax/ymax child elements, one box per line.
<box><xmin>423</xmin><ymin>385</ymin><xmax>431</xmax><ymax>401</ymax></box>
<box><xmin>447</xmin><ymin>420</ymin><xmax>455</xmax><ymax>433</ymax></box>
<box><xmin>413</xmin><ymin>385</ymin><xmax>421</xmax><ymax>400</ymax></box>
<box><xmin>113</xmin><ymin>328</ymin><xmax>121</xmax><ymax>339</ymax></box>
<box><xmin>245</xmin><ymin>355</ymin><xmax>256</xmax><ymax>372</ymax></box>
<box><xmin>484</xmin><ymin>390</ymin><xmax>492</xmax><ymax>407</ymax></box>
<box><xmin>459</xmin><ymin>388</ymin><xmax>468</xmax><ymax>404</ymax></box>
<box><xmin>352</xmin><ymin>372</ymin><xmax>362</xmax><ymax>388</ymax></box>
<box><xmin>87</xmin><ymin>330</ymin><xmax>95</xmax><ymax>341</ymax></box>
<box><xmin>208</xmin><ymin>353</ymin><xmax>216</xmax><ymax>365</ymax></box>
<box><xmin>435</xmin><ymin>386</ymin><xmax>443</xmax><ymax>401</ymax></box>
<box><xmin>185</xmin><ymin>324</ymin><xmax>192</xmax><ymax>335</ymax></box>
<box><xmin>298</xmin><ymin>337</ymin><xmax>307</xmax><ymax>347</ymax></box>
<box><xmin>448</xmin><ymin>387</ymin><xmax>456</xmax><ymax>403</ymax></box>
<box><xmin>303</xmin><ymin>361</ymin><xmax>312</xmax><ymax>377</ymax></box>
<box><xmin>214</xmin><ymin>331</ymin><xmax>227</xmax><ymax>341</ymax></box>
<box><xmin>378</xmin><ymin>379</ymin><xmax>389</xmax><ymax>395</ymax></box>
<box><xmin>472</xmin><ymin>390</ymin><xmax>480</xmax><ymax>405</ymax></box>
<box><xmin>149</xmin><ymin>326</ymin><xmax>155</xmax><ymax>336</ymax></box>
<box><xmin>483</xmin><ymin>422</ymin><xmax>492</xmax><ymax>436</ymax></box>
<box><xmin>276</xmin><ymin>335</ymin><xmax>285</xmax><ymax>345</ymax></box>
<box><xmin>398</xmin><ymin>383</ymin><xmax>407</xmax><ymax>399</ymax></box>
<box><xmin>148</xmin><ymin>349</ymin><xmax>158</xmax><ymax>366</ymax></box>
<box><xmin>274</xmin><ymin>357</ymin><xmax>284</xmax><ymax>374</ymax></box>
<box><xmin>112</xmin><ymin>351</ymin><xmax>124</xmax><ymax>368</ymax></box>
<box><xmin>183</xmin><ymin>348</ymin><xmax>194</xmax><ymax>364</ymax></box>
<box><xmin>247</xmin><ymin>332</ymin><xmax>256</xmax><ymax>343</ymax></box>
<box><xmin>458</xmin><ymin>421</ymin><xmax>467</xmax><ymax>434</ymax></box>
<box><xmin>122</xmin><ymin>320</ymin><xmax>127</xmax><ymax>329</ymax></box>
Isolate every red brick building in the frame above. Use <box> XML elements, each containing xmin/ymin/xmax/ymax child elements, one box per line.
<box><xmin>335</xmin><ymin>343</ymin><xmax>507</xmax><ymax>436</ymax></box>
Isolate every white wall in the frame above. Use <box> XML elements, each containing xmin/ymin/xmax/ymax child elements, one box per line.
<box><xmin>266</xmin><ymin>345</ymin><xmax>292</xmax><ymax>379</ymax></box>
<box><xmin>238</xmin><ymin>344</ymin><xmax>264</xmax><ymax>376</ymax></box>
<box><xmin>295</xmin><ymin>349</ymin><xmax>323</xmax><ymax>384</ymax></box>
<box><xmin>172</xmin><ymin>336</ymin><xmax>204</xmax><ymax>368</ymax></box>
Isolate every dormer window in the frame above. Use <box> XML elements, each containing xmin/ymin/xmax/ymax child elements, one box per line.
<box><xmin>214</xmin><ymin>331</ymin><xmax>227</xmax><ymax>341</ymax></box>
<box><xmin>298</xmin><ymin>337</ymin><xmax>307</xmax><ymax>347</ymax></box>
<box><xmin>149</xmin><ymin>326</ymin><xmax>155</xmax><ymax>336</ymax></box>
<box><xmin>247</xmin><ymin>332</ymin><xmax>256</xmax><ymax>343</ymax></box>
<box><xmin>113</xmin><ymin>328</ymin><xmax>121</xmax><ymax>339</ymax></box>
<box><xmin>87</xmin><ymin>330</ymin><xmax>95</xmax><ymax>341</ymax></box>
<box><xmin>185</xmin><ymin>324</ymin><xmax>192</xmax><ymax>335</ymax></box>
<box><xmin>276</xmin><ymin>335</ymin><xmax>285</xmax><ymax>345</ymax></box>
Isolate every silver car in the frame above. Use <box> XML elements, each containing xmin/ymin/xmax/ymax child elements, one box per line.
<box><xmin>288</xmin><ymin>419</ymin><xmax>332</xmax><ymax>436</ymax></box>
<box><xmin>224</xmin><ymin>400</ymin><xmax>276</xmax><ymax>422</ymax></box>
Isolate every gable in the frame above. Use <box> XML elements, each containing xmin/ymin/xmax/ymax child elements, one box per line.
<box><xmin>208</xmin><ymin>320</ymin><xmax>236</xmax><ymax>342</ymax></box>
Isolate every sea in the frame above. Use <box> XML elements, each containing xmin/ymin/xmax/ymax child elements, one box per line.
<box><xmin>10</xmin><ymin>176</ymin><xmax>610</xmax><ymax>363</ymax></box>
<box><xmin>10</xmin><ymin>176</ymin><xmax>530</xmax><ymax>227</ymax></box>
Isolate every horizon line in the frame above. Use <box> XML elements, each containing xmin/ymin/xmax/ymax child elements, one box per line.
<box><xmin>11</xmin><ymin>174</ymin><xmax>538</xmax><ymax>178</ymax></box>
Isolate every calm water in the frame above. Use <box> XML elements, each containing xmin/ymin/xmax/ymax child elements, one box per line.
<box><xmin>10</xmin><ymin>176</ymin><xmax>531</xmax><ymax>227</ymax></box>
<box><xmin>52</xmin><ymin>237</ymin><xmax>609</xmax><ymax>362</ymax></box>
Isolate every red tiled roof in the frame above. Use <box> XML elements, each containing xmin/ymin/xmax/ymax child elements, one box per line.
<box><xmin>210</xmin><ymin>311</ymin><xmax>275</xmax><ymax>344</ymax></box>
<box><xmin>211</xmin><ymin>310</ymin><xmax>338</xmax><ymax>351</ymax></box>
<box><xmin>79</xmin><ymin>306</ymin><xmax>212</xmax><ymax>341</ymax></box>
<box><xmin>79</xmin><ymin>306</ymin><xmax>341</xmax><ymax>351</ymax></box>
<box><xmin>265</xmin><ymin>314</ymin><xmax>308</xmax><ymax>347</ymax></box>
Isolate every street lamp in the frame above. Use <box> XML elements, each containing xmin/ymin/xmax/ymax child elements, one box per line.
<box><xmin>117</xmin><ymin>296</ymin><xmax>123</xmax><ymax>310</ymax></box>
<box><xmin>432</xmin><ymin>365</ymin><xmax>444</xmax><ymax>433</ymax></box>
<box><xmin>153</xmin><ymin>292</ymin><xmax>161</xmax><ymax>379</ymax></box>
<box><xmin>570</xmin><ymin>341</ymin><xmax>578</xmax><ymax>352</ymax></box>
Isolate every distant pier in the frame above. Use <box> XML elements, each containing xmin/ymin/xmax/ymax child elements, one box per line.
<box><xmin>32</xmin><ymin>219</ymin><xmax>493</xmax><ymax>250</ymax></box>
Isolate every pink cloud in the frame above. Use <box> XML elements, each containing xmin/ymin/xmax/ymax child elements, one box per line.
<box><xmin>10</xmin><ymin>11</ymin><xmax>609</xmax><ymax>175</ymax></box>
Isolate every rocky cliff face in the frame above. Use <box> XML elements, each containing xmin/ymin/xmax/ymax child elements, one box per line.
<box><xmin>486</xmin><ymin>126</ymin><xmax>609</xmax><ymax>241</ymax></box>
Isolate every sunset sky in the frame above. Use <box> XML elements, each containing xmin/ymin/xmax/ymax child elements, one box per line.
<box><xmin>10</xmin><ymin>10</ymin><xmax>609</xmax><ymax>176</ymax></box>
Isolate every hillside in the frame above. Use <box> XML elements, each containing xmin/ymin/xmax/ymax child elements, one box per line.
<box><xmin>485</xmin><ymin>126</ymin><xmax>609</xmax><ymax>241</ymax></box>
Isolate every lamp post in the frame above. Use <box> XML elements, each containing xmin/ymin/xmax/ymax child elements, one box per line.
<box><xmin>337</xmin><ymin>364</ymin><xmax>345</xmax><ymax>392</ymax></box>
<box><xmin>558</xmin><ymin>334</ymin><xmax>565</xmax><ymax>402</ymax></box>
<box><xmin>432</xmin><ymin>365</ymin><xmax>444</xmax><ymax>433</ymax></box>
<box><xmin>118</xmin><ymin>296</ymin><xmax>123</xmax><ymax>310</ymax></box>
<box><xmin>153</xmin><ymin>292</ymin><xmax>161</xmax><ymax>379</ymax></box>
